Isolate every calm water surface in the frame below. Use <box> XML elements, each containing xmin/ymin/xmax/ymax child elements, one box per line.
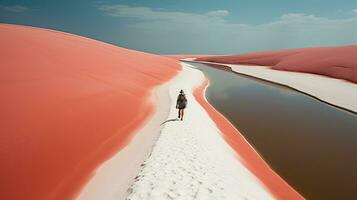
<box><xmin>189</xmin><ymin>62</ymin><xmax>357</xmax><ymax>200</ymax></box>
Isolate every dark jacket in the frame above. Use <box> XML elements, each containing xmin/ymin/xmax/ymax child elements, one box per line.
<box><xmin>176</xmin><ymin>93</ymin><xmax>187</xmax><ymax>109</ymax></box>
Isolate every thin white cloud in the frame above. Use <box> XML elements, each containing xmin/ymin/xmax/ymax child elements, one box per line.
<box><xmin>97</xmin><ymin>4</ymin><xmax>229</xmax><ymax>23</ymax></box>
<box><xmin>278</xmin><ymin>13</ymin><xmax>324</xmax><ymax>23</ymax></box>
<box><xmin>0</xmin><ymin>5</ymin><xmax>29</xmax><ymax>12</ymax></box>
<box><xmin>97</xmin><ymin>4</ymin><xmax>357</xmax><ymax>54</ymax></box>
<box><xmin>206</xmin><ymin>10</ymin><xmax>229</xmax><ymax>18</ymax></box>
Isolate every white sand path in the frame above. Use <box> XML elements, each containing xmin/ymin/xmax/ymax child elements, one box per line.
<box><xmin>126</xmin><ymin>64</ymin><xmax>274</xmax><ymax>200</ymax></box>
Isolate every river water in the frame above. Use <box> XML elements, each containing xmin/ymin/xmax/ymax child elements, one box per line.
<box><xmin>188</xmin><ymin>62</ymin><xmax>357</xmax><ymax>200</ymax></box>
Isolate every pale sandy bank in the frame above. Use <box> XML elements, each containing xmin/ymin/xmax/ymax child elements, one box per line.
<box><xmin>230</xmin><ymin>65</ymin><xmax>357</xmax><ymax>113</ymax></box>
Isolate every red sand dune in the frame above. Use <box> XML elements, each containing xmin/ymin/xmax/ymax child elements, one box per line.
<box><xmin>196</xmin><ymin>46</ymin><xmax>357</xmax><ymax>83</ymax></box>
<box><xmin>0</xmin><ymin>24</ymin><xmax>180</xmax><ymax>200</ymax></box>
<box><xmin>194</xmin><ymin>78</ymin><xmax>304</xmax><ymax>200</ymax></box>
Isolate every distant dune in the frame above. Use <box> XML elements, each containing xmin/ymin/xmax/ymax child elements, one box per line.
<box><xmin>0</xmin><ymin>24</ymin><xmax>180</xmax><ymax>200</ymax></box>
<box><xmin>164</xmin><ymin>54</ymin><xmax>211</xmax><ymax>60</ymax></box>
<box><xmin>196</xmin><ymin>46</ymin><xmax>357</xmax><ymax>83</ymax></box>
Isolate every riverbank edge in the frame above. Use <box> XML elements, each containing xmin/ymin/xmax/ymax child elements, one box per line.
<box><xmin>189</xmin><ymin>62</ymin><xmax>305</xmax><ymax>200</ymax></box>
<box><xmin>186</xmin><ymin>59</ymin><xmax>357</xmax><ymax>115</ymax></box>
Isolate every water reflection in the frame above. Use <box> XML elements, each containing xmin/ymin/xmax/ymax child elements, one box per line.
<box><xmin>189</xmin><ymin>62</ymin><xmax>357</xmax><ymax>200</ymax></box>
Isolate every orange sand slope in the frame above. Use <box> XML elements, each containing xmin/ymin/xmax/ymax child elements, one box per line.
<box><xmin>196</xmin><ymin>46</ymin><xmax>357</xmax><ymax>83</ymax></box>
<box><xmin>0</xmin><ymin>24</ymin><xmax>180</xmax><ymax>200</ymax></box>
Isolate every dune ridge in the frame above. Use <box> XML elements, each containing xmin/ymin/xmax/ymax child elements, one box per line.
<box><xmin>0</xmin><ymin>24</ymin><xmax>180</xmax><ymax>200</ymax></box>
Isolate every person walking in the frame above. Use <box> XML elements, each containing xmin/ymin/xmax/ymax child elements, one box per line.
<box><xmin>176</xmin><ymin>90</ymin><xmax>187</xmax><ymax>121</ymax></box>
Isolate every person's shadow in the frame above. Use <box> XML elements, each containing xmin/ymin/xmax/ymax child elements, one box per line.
<box><xmin>160</xmin><ymin>118</ymin><xmax>179</xmax><ymax>126</ymax></box>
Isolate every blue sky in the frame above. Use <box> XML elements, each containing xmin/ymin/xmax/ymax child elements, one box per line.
<box><xmin>1</xmin><ymin>0</ymin><xmax>357</xmax><ymax>54</ymax></box>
